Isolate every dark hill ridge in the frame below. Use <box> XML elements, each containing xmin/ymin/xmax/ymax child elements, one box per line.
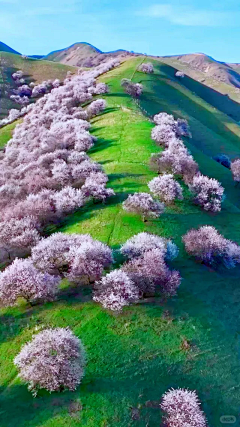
<box><xmin>0</xmin><ymin>41</ymin><xmax>20</xmax><ymax>55</ymax></box>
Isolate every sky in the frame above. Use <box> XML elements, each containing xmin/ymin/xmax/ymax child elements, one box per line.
<box><xmin>1</xmin><ymin>0</ymin><xmax>240</xmax><ymax>62</ymax></box>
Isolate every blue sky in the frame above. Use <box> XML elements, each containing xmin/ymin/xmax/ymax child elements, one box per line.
<box><xmin>1</xmin><ymin>0</ymin><xmax>240</xmax><ymax>62</ymax></box>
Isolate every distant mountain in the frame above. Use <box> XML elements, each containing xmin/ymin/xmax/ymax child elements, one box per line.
<box><xmin>44</xmin><ymin>42</ymin><xmax>131</xmax><ymax>67</ymax></box>
<box><xmin>162</xmin><ymin>53</ymin><xmax>240</xmax><ymax>89</ymax></box>
<box><xmin>0</xmin><ymin>41</ymin><xmax>20</xmax><ymax>55</ymax></box>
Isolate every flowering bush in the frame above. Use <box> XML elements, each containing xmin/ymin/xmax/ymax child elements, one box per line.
<box><xmin>123</xmin><ymin>248</ymin><xmax>181</xmax><ymax>296</ymax></box>
<box><xmin>231</xmin><ymin>159</ymin><xmax>240</xmax><ymax>182</ymax></box>
<box><xmin>189</xmin><ymin>174</ymin><xmax>224</xmax><ymax>212</ymax></box>
<box><xmin>175</xmin><ymin>70</ymin><xmax>185</xmax><ymax>79</ymax></box>
<box><xmin>182</xmin><ymin>225</ymin><xmax>240</xmax><ymax>268</ymax></box>
<box><xmin>148</xmin><ymin>174</ymin><xmax>183</xmax><ymax>203</ymax></box>
<box><xmin>161</xmin><ymin>388</ymin><xmax>208</xmax><ymax>427</ymax></box>
<box><xmin>14</xmin><ymin>328</ymin><xmax>86</xmax><ymax>395</ymax></box>
<box><xmin>93</xmin><ymin>269</ymin><xmax>139</xmax><ymax>311</ymax></box>
<box><xmin>139</xmin><ymin>63</ymin><xmax>154</xmax><ymax>73</ymax></box>
<box><xmin>120</xmin><ymin>232</ymin><xmax>178</xmax><ymax>261</ymax></box>
<box><xmin>121</xmin><ymin>79</ymin><xmax>143</xmax><ymax>97</ymax></box>
<box><xmin>31</xmin><ymin>232</ymin><xmax>113</xmax><ymax>282</ymax></box>
<box><xmin>123</xmin><ymin>192</ymin><xmax>165</xmax><ymax>221</ymax></box>
<box><xmin>0</xmin><ymin>258</ymin><xmax>60</xmax><ymax>306</ymax></box>
<box><xmin>150</xmin><ymin>149</ymin><xmax>198</xmax><ymax>184</ymax></box>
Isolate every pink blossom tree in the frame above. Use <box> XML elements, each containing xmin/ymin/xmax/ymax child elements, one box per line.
<box><xmin>121</xmin><ymin>79</ymin><xmax>143</xmax><ymax>97</ymax></box>
<box><xmin>123</xmin><ymin>248</ymin><xmax>181</xmax><ymax>296</ymax></box>
<box><xmin>139</xmin><ymin>63</ymin><xmax>154</xmax><ymax>73</ymax></box>
<box><xmin>175</xmin><ymin>70</ymin><xmax>185</xmax><ymax>79</ymax></box>
<box><xmin>120</xmin><ymin>232</ymin><xmax>179</xmax><ymax>261</ymax></box>
<box><xmin>182</xmin><ymin>225</ymin><xmax>240</xmax><ymax>268</ymax></box>
<box><xmin>161</xmin><ymin>388</ymin><xmax>208</xmax><ymax>427</ymax></box>
<box><xmin>189</xmin><ymin>174</ymin><xmax>224</xmax><ymax>212</ymax></box>
<box><xmin>14</xmin><ymin>328</ymin><xmax>86</xmax><ymax>396</ymax></box>
<box><xmin>123</xmin><ymin>192</ymin><xmax>165</xmax><ymax>221</ymax></box>
<box><xmin>31</xmin><ymin>232</ymin><xmax>113</xmax><ymax>281</ymax></box>
<box><xmin>231</xmin><ymin>159</ymin><xmax>240</xmax><ymax>182</ymax></box>
<box><xmin>0</xmin><ymin>258</ymin><xmax>60</xmax><ymax>306</ymax></box>
<box><xmin>148</xmin><ymin>174</ymin><xmax>183</xmax><ymax>203</ymax></box>
<box><xmin>93</xmin><ymin>269</ymin><xmax>139</xmax><ymax>311</ymax></box>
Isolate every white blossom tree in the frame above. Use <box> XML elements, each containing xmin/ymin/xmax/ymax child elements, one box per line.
<box><xmin>14</xmin><ymin>328</ymin><xmax>86</xmax><ymax>395</ymax></box>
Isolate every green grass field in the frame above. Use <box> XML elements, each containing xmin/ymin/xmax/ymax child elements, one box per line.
<box><xmin>0</xmin><ymin>57</ymin><xmax>240</xmax><ymax>426</ymax></box>
<box><xmin>0</xmin><ymin>52</ymin><xmax>76</xmax><ymax>118</ymax></box>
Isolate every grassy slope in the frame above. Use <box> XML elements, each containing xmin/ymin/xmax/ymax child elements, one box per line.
<box><xmin>0</xmin><ymin>52</ymin><xmax>76</xmax><ymax>118</ymax></box>
<box><xmin>0</xmin><ymin>58</ymin><xmax>240</xmax><ymax>426</ymax></box>
<box><xmin>161</xmin><ymin>56</ymin><xmax>240</xmax><ymax>104</ymax></box>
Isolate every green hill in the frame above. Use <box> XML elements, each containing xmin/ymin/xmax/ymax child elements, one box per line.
<box><xmin>0</xmin><ymin>52</ymin><xmax>76</xmax><ymax>118</ymax></box>
<box><xmin>1</xmin><ymin>57</ymin><xmax>240</xmax><ymax>426</ymax></box>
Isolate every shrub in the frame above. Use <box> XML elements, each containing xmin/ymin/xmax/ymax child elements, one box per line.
<box><xmin>151</xmin><ymin>125</ymin><xmax>176</xmax><ymax>147</ymax></box>
<box><xmin>120</xmin><ymin>232</ymin><xmax>178</xmax><ymax>261</ymax></box>
<box><xmin>175</xmin><ymin>70</ymin><xmax>185</xmax><ymax>79</ymax></box>
<box><xmin>86</xmin><ymin>99</ymin><xmax>107</xmax><ymax>118</ymax></box>
<box><xmin>189</xmin><ymin>174</ymin><xmax>224</xmax><ymax>212</ymax></box>
<box><xmin>123</xmin><ymin>248</ymin><xmax>181</xmax><ymax>296</ymax></box>
<box><xmin>31</xmin><ymin>232</ymin><xmax>113</xmax><ymax>281</ymax></box>
<box><xmin>231</xmin><ymin>159</ymin><xmax>240</xmax><ymax>182</ymax></box>
<box><xmin>139</xmin><ymin>63</ymin><xmax>154</xmax><ymax>73</ymax></box>
<box><xmin>152</xmin><ymin>112</ymin><xmax>191</xmax><ymax>139</ymax></box>
<box><xmin>213</xmin><ymin>154</ymin><xmax>231</xmax><ymax>169</ymax></box>
<box><xmin>93</xmin><ymin>269</ymin><xmax>139</xmax><ymax>311</ymax></box>
<box><xmin>0</xmin><ymin>258</ymin><xmax>60</xmax><ymax>306</ymax></box>
<box><xmin>161</xmin><ymin>388</ymin><xmax>207</xmax><ymax>427</ymax></box>
<box><xmin>148</xmin><ymin>174</ymin><xmax>183</xmax><ymax>203</ymax></box>
<box><xmin>150</xmin><ymin>150</ymin><xmax>198</xmax><ymax>184</ymax></box>
<box><xmin>14</xmin><ymin>328</ymin><xmax>86</xmax><ymax>395</ymax></box>
<box><xmin>182</xmin><ymin>225</ymin><xmax>240</xmax><ymax>268</ymax></box>
<box><xmin>121</xmin><ymin>79</ymin><xmax>143</xmax><ymax>97</ymax></box>
<box><xmin>0</xmin><ymin>216</ymin><xmax>41</xmax><ymax>259</ymax></box>
<box><xmin>123</xmin><ymin>192</ymin><xmax>165</xmax><ymax>221</ymax></box>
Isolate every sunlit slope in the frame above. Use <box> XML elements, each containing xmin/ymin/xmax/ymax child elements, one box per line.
<box><xmin>0</xmin><ymin>52</ymin><xmax>75</xmax><ymax>118</ymax></box>
<box><xmin>0</xmin><ymin>58</ymin><xmax>240</xmax><ymax>426</ymax></box>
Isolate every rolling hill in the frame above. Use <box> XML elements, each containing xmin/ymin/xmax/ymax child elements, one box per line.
<box><xmin>1</xmin><ymin>56</ymin><xmax>240</xmax><ymax>426</ymax></box>
<box><xmin>44</xmin><ymin>42</ymin><xmax>132</xmax><ymax>67</ymax></box>
<box><xmin>161</xmin><ymin>53</ymin><xmax>240</xmax><ymax>103</ymax></box>
<box><xmin>0</xmin><ymin>52</ymin><xmax>76</xmax><ymax>118</ymax></box>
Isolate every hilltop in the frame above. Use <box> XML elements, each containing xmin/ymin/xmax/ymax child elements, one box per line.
<box><xmin>44</xmin><ymin>42</ymin><xmax>131</xmax><ymax>67</ymax></box>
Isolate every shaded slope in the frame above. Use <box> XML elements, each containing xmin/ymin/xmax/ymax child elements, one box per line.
<box><xmin>0</xmin><ymin>42</ymin><xmax>20</xmax><ymax>55</ymax></box>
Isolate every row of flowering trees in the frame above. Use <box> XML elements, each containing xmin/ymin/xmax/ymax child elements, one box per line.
<box><xmin>0</xmin><ymin>59</ymin><xmax>121</xmax><ymax>262</ymax></box>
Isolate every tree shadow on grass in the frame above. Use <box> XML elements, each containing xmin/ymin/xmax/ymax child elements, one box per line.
<box><xmin>0</xmin><ymin>384</ymin><xmax>80</xmax><ymax>427</ymax></box>
<box><xmin>89</xmin><ymin>136</ymin><xmax>117</xmax><ymax>155</ymax></box>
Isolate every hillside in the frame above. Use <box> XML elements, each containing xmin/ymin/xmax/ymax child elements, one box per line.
<box><xmin>0</xmin><ymin>41</ymin><xmax>20</xmax><ymax>55</ymax></box>
<box><xmin>161</xmin><ymin>53</ymin><xmax>240</xmax><ymax>103</ymax></box>
<box><xmin>0</xmin><ymin>52</ymin><xmax>76</xmax><ymax>118</ymax></box>
<box><xmin>1</xmin><ymin>57</ymin><xmax>240</xmax><ymax>426</ymax></box>
<box><xmin>44</xmin><ymin>42</ymin><xmax>131</xmax><ymax>67</ymax></box>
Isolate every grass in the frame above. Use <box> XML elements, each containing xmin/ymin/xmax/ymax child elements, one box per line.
<box><xmin>0</xmin><ymin>57</ymin><xmax>240</xmax><ymax>426</ymax></box>
<box><xmin>0</xmin><ymin>52</ymin><xmax>76</xmax><ymax>118</ymax></box>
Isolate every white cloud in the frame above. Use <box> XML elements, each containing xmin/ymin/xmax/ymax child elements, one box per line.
<box><xmin>137</xmin><ymin>4</ymin><xmax>237</xmax><ymax>27</ymax></box>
